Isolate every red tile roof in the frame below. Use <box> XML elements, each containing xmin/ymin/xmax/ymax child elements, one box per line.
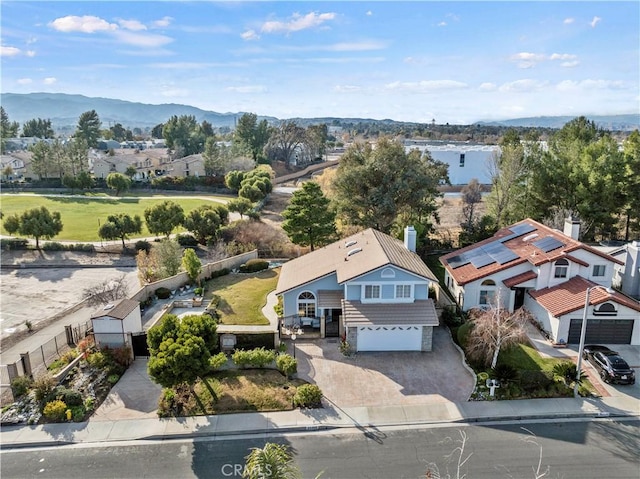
<box><xmin>528</xmin><ymin>276</ymin><xmax>640</xmax><ymax>317</ymax></box>
<box><xmin>441</xmin><ymin>218</ymin><xmax>623</xmax><ymax>285</ymax></box>
<box><xmin>503</xmin><ymin>270</ymin><xmax>538</xmax><ymax>288</ymax></box>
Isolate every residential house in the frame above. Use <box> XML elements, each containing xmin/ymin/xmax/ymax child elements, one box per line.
<box><xmin>91</xmin><ymin>299</ymin><xmax>142</xmax><ymax>349</ymax></box>
<box><xmin>608</xmin><ymin>241</ymin><xmax>640</xmax><ymax>300</ymax></box>
<box><xmin>404</xmin><ymin>140</ymin><xmax>499</xmax><ymax>185</ymax></box>
<box><xmin>275</xmin><ymin>227</ymin><xmax>439</xmax><ymax>352</ymax></box>
<box><xmin>441</xmin><ymin>218</ymin><xmax>640</xmax><ymax>345</ymax></box>
<box><xmin>0</xmin><ymin>155</ymin><xmax>25</xmax><ymax>180</ymax></box>
<box><xmin>168</xmin><ymin>154</ymin><xmax>205</xmax><ymax>178</ymax></box>
<box><xmin>91</xmin><ymin>155</ymin><xmax>133</xmax><ymax>179</ymax></box>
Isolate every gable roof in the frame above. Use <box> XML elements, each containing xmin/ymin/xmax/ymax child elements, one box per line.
<box><xmin>91</xmin><ymin>298</ymin><xmax>139</xmax><ymax>320</ymax></box>
<box><xmin>529</xmin><ymin>276</ymin><xmax>640</xmax><ymax>317</ymax></box>
<box><xmin>441</xmin><ymin>218</ymin><xmax>623</xmax><ymax>285</ymax></box>
<box><xmin>275</xmin><ymin>228</ymin><xmax>437</xmax><ymax>295</ymax></box>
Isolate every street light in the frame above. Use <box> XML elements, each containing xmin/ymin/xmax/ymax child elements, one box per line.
<box><xmin>284</xmin><ymin>325</ymin><xmax>303</xmax><ymax>358</ymax></box>
<box><xmin>574</xmin><ymin>285</ymin><xmax>614</xmax><ymax>397</ymax></box>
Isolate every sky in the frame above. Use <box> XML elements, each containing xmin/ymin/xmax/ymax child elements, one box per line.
<box><xmin>1</xmin><ymin>1</ymin><xmax>639</xmax><ymax>124</ymax></box>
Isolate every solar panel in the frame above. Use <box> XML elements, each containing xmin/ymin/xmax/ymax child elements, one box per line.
<box><xmin>499</xmin><ymin>223</ymin><xmax>537</xmax><ymax>243</ymax></box>
<box><xmin>470</xmin><ymin>253</ymin><xmax>495</xmax><ymax>268</ymax></box>
<box><xmin>533</xmin><ymin>236</ymin><xmax>565</xmax><ymax>253</ymax></box>
<box><xmin>448</xmin><ymin>254</ymin><xmax>470</xmax><ymax>269</ymax></box>
<box><xmin>482</xmin><ymin>241</ymin><xmax>519</xmax><ymax>264</ymax></box>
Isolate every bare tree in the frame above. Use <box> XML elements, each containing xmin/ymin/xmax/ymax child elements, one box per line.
<box><xmin>82</xmin><ymin>274</ymin><xmax>129</xmax><ymax>307</ymax></box>
<box><xmin>465</xmin><ymin>291</ymin><xmax>528</xmax><ymax>369</ymax></box>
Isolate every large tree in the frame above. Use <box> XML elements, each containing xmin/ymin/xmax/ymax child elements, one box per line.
<box><xmin>182</xmin><ymin>203</ymin><xmax>229</xmax><ymax>245</ymax></box>
<box><xmin>162</xmin><ymin>115</ymin><xmax>205</xmax><ymax>157</ymax></box>
<box><xmin>202</xmin><ymin>137</ymin><xmax>230</xmax><ymax>176</ymax></box>
<box><xmin>16</xmin><ymin>206</ymin><xmax>63</xmax><ymax>249</ymax></box>
<box><xmin>28</xmin><ymin>141</ymin><xmax>53</xmax><ymax>180</ymax></box>
<box><xmin>98</xmin><ymin>213</ymin><xmax>143</xmax><ymax>248</ymax></box>
<box><xmin>75</xmin><ymin>110</ymin><xmax>101</xmax><ymax>148</ymax></box>
<box><xmin>22</xmin><ymin>118</ymin><xmax>55</xmax><ymax>139</ymax></box>
<box><xmin>227</xmin><ymin>197</ymin><xmax>253</xmax><ymax>219</ymax></box>
<box><xmin>1</xmin><ymin>106</ymin><xmax>19</xmax><ymax>153</ymax></box>
<box><xmin>106</xmin><ymin>172</ymin><xmax>131</xmax><ymax>196</ymax></box>
<box><xmin>234</xmin><ymin>113</ymin><xmax>270</xmax><ymax>162</ymax></box>
<box><xmin>264</xmin><ymin>121</ymin><xmax>307</xmax><ymax>165</ymax></box>
<box><xmin>332</xmin><ymin>138</ymin><xmax>449</xmax><ymax>234</ymax></box>
<box><xmin>282</xmin><ymin>181</ymin><xmax>336</xmax><ymax>251</ymax></box>
<box><xmin>621</xmin><ymin>131</ymin><xmax>640</xmax><ymax>240</ymax></box>
<box><xmin>144</xmin><ymin>200</ymin><xmax>185</xmax><ymax>237</ymax></box>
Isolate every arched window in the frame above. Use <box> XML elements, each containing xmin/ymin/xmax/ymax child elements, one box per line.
<box><xmin>381</xmin><ymin>268</ymin><xmax>396</xmax><ymax>278</ymax></box>
<box><xmin>479</xmin><ymin>279</ymin><xmax>496</xmax><ymax>305</ymax></box>
<box><xmin>554</xmin><ymin>258</ymin><xmax>569</xmax><ymax>278</ymax></box>
<box><xmin>297</xmin><ymin>291</ymin><xmax>316</xmax><ymax>318</ymax></box>
<box><xmin>594</xmin><ymin>302</ymin><xmax>617</xmax><ymax>316</ymax></box>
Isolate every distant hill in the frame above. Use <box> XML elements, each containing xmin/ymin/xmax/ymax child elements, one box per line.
<box><xmin>1</xmin><ymin>92</ymin><xmax>638</xmax><ymax>132</ymax></box>
<box><xmin>0</xmin><ymin>92</ymin><xmax>277</xmax><ymax>130</ymax></box>
<box><xmin>475</xmin><ymin>114</ymin><xmax>640</xmax><ymax>131</ymax></box>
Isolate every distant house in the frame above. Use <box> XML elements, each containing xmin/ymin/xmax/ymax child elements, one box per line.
<box><xmin>441</xmin><ymin>218</ymin><xmax>640</xmax><ymax>345</ymax></box>
<box><xmin>91</xmin><ymin>155</ymin><xmax>133</xmax><ymax>179</ymax></box>
<box><xmin>275</xmin><ymin>227</ymin><xmax>439</xmax><ymax>352</ymax></box>
<box><xmin>91</xmin><ymin>299</ymin><xmax>142</xmax><ymax>349</ymax></box>
<box><xmin>168</xmin><ymin>154</ymin><xmax>205</xmax><ymax>177</ymax></box>
<box><xmin>0</xmin><ymin>155</ymin><xmax>25</xmax><ymax>179</ymax></box>
<box><xmin>404</xmin><ymin>140</ymin><xmax>499</xmax><ymax>185</ymax></box>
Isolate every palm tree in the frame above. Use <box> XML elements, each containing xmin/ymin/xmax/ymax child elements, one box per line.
<box><xmin>243</xmin><ymin>443</ymin><xmax>302</xmax><ymax>479</ymax></box>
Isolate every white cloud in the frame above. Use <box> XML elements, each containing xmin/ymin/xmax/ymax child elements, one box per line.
<box><xmin>563</xmin><ymin>17</ymin><xmax>575</xmax><ymax>25</ymax></box>
<box><xmin>26</xmin><ymin>50</ymin><xmax>36</xmax><ymax>57</ymax></box>
<box><xmin>366</xmin><ymin>11</ymin><xmax>373</xmax><ymax>16</ymax></box>
<box><xmin>326</xmin><ymin>41</ymin><xmax>385</xmax><ymax>52</ymax></box>
<box><xmin>112</xmin><ymin>30</ymin><xmax>173</xmax><ymax>48</ymax></box>
<box><xmin>334</xmin><ymin>85</ymin><xmax>362</xmax><ymax>93</ymax></box>
<box><xmin>261</xmin><ymin>12</ymin><xmax>337</xmax><ymax>34</ymax></box>
<box><xmin>241</xmin><ymin>29</ymin><xmax>260</xmax><ymax>41</ymax></box>
<box><xmin>1</xmin><ymin>45</ymin><xmax>21</xmax><ymax>57</ymax></box>
<box><xmin>153</xmin><ymin>16</ymin><xmax>173</xmax><ymax>28</ymax></box>
<box><xmin>478</xmin><ymin>82</ymin><xmax>497</xmax><ymax>91</ymax></box>
<box><xmin>225</xmin><ymin>85</ymin><xmax>267</xmax><ymax>94</ymax></box>
<box><xmin>590</xmin><ymin>16</ymin><xmax>601</xmax><ymax>28</ymax></box>
<box><xmin>561</xmin><ymin>60</ymin><xmax>579</xmax><ymax>68</ymax></box>
<box><xmin>49</xmin><ymin>15</ymin><xmax>117</xmax><ymax>33</ymax></box>
<box><xmin>550</xmin><ymin>53</ymin><xmax>576</xmax><ymax>61</ymax></box>
<box><xmin>384</xmin><ymin>80</ymin><xmax>468</xmax><ymax>93</ymax></box>
<box><xmin>438</xmin><ymin>21</ymin><xmax>447</xmax><ymax>27</ymax></box>
<box><xmin>43</xmin><ymin>77</ymin><xmax>57</xmax><ymax>85</ymax></box>
<box><xmin>499</xmin><ymin>79</ymin><xmax>547</xmax><ymax>92</ymax></box>
<box><xmin>510</xmin><ymin>52</ymin><xmax>546</xmax><ymax>68</ymax></box>
<box><xmin>556</xmin><ymin>79</ymin><xmax>626</xmax><ymax>92</ymax></box>
<box><xmin>17</xmin><ymin>78</ymin><xmax>33</xmax><ymax>85</ymax></box>
<box><xmin>118</xmin><ymin>19</ymin><xmax>147</xmax><ymax>31</ymax></box>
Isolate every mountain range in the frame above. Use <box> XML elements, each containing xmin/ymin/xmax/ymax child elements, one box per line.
<box><xmin>1</xmin><ymin>92</ymin><xmax>638</xmax><ymax>131</ymax></box>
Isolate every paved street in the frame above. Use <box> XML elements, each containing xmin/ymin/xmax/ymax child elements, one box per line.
<box><xmin>1</xmin><ymin>419</ymin><xmax>638</xmax><ymax>479</ymax></box>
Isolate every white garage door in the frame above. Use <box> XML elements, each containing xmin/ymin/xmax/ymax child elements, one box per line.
<box><xmin>357</xmin><ymin>325</ymin><xmax>422</xmax><ymax>351</ymax></box>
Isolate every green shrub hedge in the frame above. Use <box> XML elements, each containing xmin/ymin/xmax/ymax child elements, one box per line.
<box><xmin>232</xmin><ymin>347</ymin><xmax>276</xmax><ymax>368</ymax></box>
<box><xmin>293</xmin><ymin>384</ymin><xmax>322</xmax><ymax>408</ymax></box>
<box><xmin>155</xmin><ymin>287</ymin><xmax>171</xmax><ymax>299</ymax></box>
<box><xmin>276</xmin><ymin>354</ymin><xmax>297</xmax><ymax>379</ymax></box>
<box><xmin>1</xmin><ymin>238</ymin><xmax>28</xmax><ymax>250</ymax></box>
<box><xmin>239</xmin><ymin>259</ymin><xmax>269</xmax><ymax>273</ymax></box>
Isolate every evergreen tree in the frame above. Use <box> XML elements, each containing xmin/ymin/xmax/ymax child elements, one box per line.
<box><xmin>282</xmin><ymin>182</ymin><xmax>336</xmax><ymax>251</ymax></box>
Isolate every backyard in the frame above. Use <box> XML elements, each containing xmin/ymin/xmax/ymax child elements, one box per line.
<box><xmin>205</xmin><ymin>268</ymin><xmax>279</xmax><ymax>326</ymax></box>
<box><xmin>0</xmin><ymin>193</ymin><xmax>230</xmax><ymax>241</ymax></box>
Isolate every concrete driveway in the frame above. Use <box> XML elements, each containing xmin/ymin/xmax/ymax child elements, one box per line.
<box><xmin>294</xmin><ymin>326</ymin><xmax>475</xmax><ymax>408</ymax></box>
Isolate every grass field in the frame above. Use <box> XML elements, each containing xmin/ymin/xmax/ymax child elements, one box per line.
<box><xmin>0</xmin><ymin>194</ymin><xmax>229</xmax><ymax>241</ymax></box>
<box><xmin>206</xmin><ymin>269</ymin><xmax>278</xmax><ymax>326</ymax></box>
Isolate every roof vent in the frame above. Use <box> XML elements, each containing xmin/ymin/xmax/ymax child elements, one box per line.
<box><xmin>346</xmin><ymin>247</ymin><xmax>362</xmax><ymax>257</ymax></box>
<box><xmin>103</xmin><ymin>303</ymin><xmax>114</xmax><ymax>311</ymax></box>
<box><xmin>345</xmin><ymin>240</ymin><xmax>357</xmax><ymax>248</ymax></box>
<box><xmin>523</xmin><ymin>233</ymin><xmax>539</xmax><ymax>242</ymax></box>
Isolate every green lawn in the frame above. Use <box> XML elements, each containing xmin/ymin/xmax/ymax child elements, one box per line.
<box><xmin>206</xmin><ymin>269</ymin><xmax>278</xmax><ymax>326</ymax></box>
<box><xmin>0</xmin><ymin>194</ymin><xmax>228</xmax><ymax>241</ymax></box>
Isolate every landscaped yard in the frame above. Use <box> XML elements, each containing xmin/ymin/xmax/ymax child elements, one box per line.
<box><xmin>0</xmin><ymin>194</ymin><xmax>228</xmax><ymax>241</ymax></box>
<box><xmin>157</xmin><ymin>369</ymin><xmax>307</xmax><ymax>416</ymax></box>
<box><xmin>206</xmin><ymin>269</ymin><xmax>279</xmax><ymax>326</ymax></box>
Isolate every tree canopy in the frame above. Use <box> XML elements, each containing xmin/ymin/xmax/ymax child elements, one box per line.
<box><xmin>22</xmin><ymin>118</ymin><xmax>54</xmax><ymax>139</ymax></box>
<box><xmin>106</xmin><ymin>172</ymin><xmax>131</xmax><ymax>196</ymax></box>
<box><xmin>11</xmin><ymin>206</ymin><xmax>63</xmax><ymax>249</ymax></box>
<box><xmin>182</xmin><ymin>248</ymin><xmax>202</xmax><ymax>284</ymax></box>
<box><xmin>144</xmin><ymin>200</ymin><xmax>185</xmax><ymax>237</ymax></box>
<box><xmin>98</xmin><ymin>213</ymin><xmax>142</xmax><ymax>248</ymax></box>
<box><xmin>332</xmin><ymin>138</ymin><xmax>449</xmax><ymax>234</ymax></box>
<box><xmin>234</xmin><ymin>113</ymin><xmax>270</xmax><ymax>162</ymax></box>
<box><xmin>182</xmin><ymin>203</ymin><xmax>229</xmax><ymax>244</ymax></box>
<box><xmin>75</xmin><ymin>110</ymin><xmax>101</xmax><ymax>148</ymax></box>
<box><xmin>162</xmin><ymin>115</ymin><xmax>206</xmax><ymax>157</ymax></box>
<box><xmin>282</xmin><ymin>181</ymin><xmax>336</xmax><ymax>251</ymax></box>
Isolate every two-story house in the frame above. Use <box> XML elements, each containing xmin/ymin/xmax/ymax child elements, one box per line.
<box><xmin>441</xmin><ymin>218</ymin><xmax>640</xmax><ymax>345</ymax></box>
<box><xmin>275</xmin><ymin>227</ymin><xmax>439</xmax><ymax>352</ymax></box>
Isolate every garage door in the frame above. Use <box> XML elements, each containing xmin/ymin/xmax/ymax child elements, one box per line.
<box><xmin>357</xmin><ymin>325</ymin><xmax>422</xmax><ymax>351</ymax></box>
<box><xmin>567</xmin><ymin>319</ymin><xmax>634</xmax><ymax>344</ymax></box>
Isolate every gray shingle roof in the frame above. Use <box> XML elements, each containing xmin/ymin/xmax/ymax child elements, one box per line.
<box><xmin>342</xmin><ymin>299</ymin><xmax>439</xmax><ymax>326</ymax></box>
<box><xmin>91</xmin><ymin>298</ymin><xmax>139</xmax><ymax>320</ymax></box>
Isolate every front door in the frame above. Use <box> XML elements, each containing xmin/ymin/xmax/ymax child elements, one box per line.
<box><xmin>325</xmin><ymin>309</ymin><xmax>341</xmax><ymax>337</ymax></box>
<box><xmin>514</xmin><ymin>288</ymin><xmax>525</xmax><ymax>309</ymax></box>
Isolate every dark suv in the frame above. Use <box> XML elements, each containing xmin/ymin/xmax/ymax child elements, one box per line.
<box><xmin>583</xmin><ymin>345</ymin><xmax>635</xmax><ymax>385</ymax></box>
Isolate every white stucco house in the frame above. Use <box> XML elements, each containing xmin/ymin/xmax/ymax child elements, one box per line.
<box><xmin>440</xmin><ymin>218</ymin><xmax>640</xmax><ymax>345</ymax></box>
<box><xmin>91</xmin><ymin>299</ymin><xmax>142</xmax><ymax>349</ymax></box>
<box><xmin>275</xmin><ymin>227</ymin><xmax>439</xmax><ymax>352</ymax></box>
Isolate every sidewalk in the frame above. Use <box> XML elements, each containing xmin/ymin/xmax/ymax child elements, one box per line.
<box><xmin>2</xmin><ymin>393</ymin><xmax>638</xmax><ymax>449</ymax></box>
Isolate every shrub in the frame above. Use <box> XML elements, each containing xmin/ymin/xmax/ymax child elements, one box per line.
<box><xmin>552</xmin><ymin>361</ymin><xmax>579</xmax><ymax>385</ymax></box>
<box><xmin>56</xmin><ymin>387</ymin><xmax>83</xmax><ymax>406</ymax></box>
<box><xmin>209</xmin><ymin>268</ymin><xmax>230</xmax><ymax>279</ymax></box>
<box><xmin>232</xmin><ymin>349</ymin><xmax>251</xmax><ymax>368</ymax></box>
<box><xmin>276</xmin><ymin>354</ymin><xmax>297</xmax><ymax>379</ymax></box>
<box><xmin>477</xmin><ymin>372</ymin><xmax>490</xmax><ymax>385</ymax></box>
<box><xmin>1</xmin><ymin>238</ymin><xmax>28</xmax><ymax>250</ymax></box>
<box><xmin>77</xmin><ymin>335</ymin><xmax>95</xmax><ymax>354</ymax></box>
<box><xmin>194</xmin><ymin>287</ymin><xmax>203</xmax><ymax>296</ymax></box>
<box><xmin>248</xmin><ymin>347</ymin><xmax>276</xmax><ymax>367</ymax></box>
<box><xmin>155</xmin><ymin>287</ymin><xmax>171</xmax><ymax>299</ymax></box>
<box><xmin>84</xmin><ymin>397</ymin><xmax>95</xmax><ymax>411</ymax></box>
<box><xmin>134</xmin><ymin>240</ymin><xmax>151</xmax><ymax>254</ymax></box>
<box><xmin>86</xmin><ymin>351</ymin><xmax>110</xmax><ymax>369</ymax></box>
<box><xmin>107</xmin><ymin>374</ymin><xmax>120</xmax><ymax>385</ymax></box>
<box><xmin>492</xmin><ymin>364</ymin><xmax>518</xmax><ymax>384</ymax></box>
<box><xmin>519</xmin><ymin>370</ymin><xmax>554</xmax><ymax>392</ymax></box>
<box><xmin>293</xmin><ymin>384</ymin><xmax>322</xmax><ymax>408</ymax></box>
<box><xmin>442</xmin><ymin>305</ymin><xmax>465</xmax><ymax>328</ymax></box>
<box><xmin>70</xmin><ymin>405</ymin><xmax>86</xmax><ymax>422</ymax></box>
<box><xmin>43</xmin><ymin>400</ymin><xmax>68</xmax><ymax>421</ymax></box>
<box><xmin>177</xmin><ymin>234</ymin><xmax>198</xmax><ymax>247</ymax></box>
<box><xmin>109</xmin><ymin>346</ymin><xmax>132</xmax><ymax>369</ymax></box>
<box><xmin>239</xmin><ymin>259</ymin><xmax>269</xmax><ymax>273</ymax></box>
<box><xmin>33</xmin><ymin>375</ymin><xmax>57</xmax><ymax>402</ymax></box>
<box><xmin>456</xmin><ymin>322</ymin><xmax>473</xmax><ymax>349</ymax></box>
<box><xmin>10</xmin><ymin>376</ymin><xmax>32</xmax><ymax>398</ymax></box>
<box><xmin>210</xmin><ymin>352</ymin><xmax>228</xmax><ymax>370</ymax></box>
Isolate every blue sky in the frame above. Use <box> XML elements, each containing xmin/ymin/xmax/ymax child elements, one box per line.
<box><xmin>1</xmin><ymin>1</ymin><xmax>638</xmax><ymax>124</ymax></box>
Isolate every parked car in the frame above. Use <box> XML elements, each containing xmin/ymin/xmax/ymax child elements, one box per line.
<box><xmin>583</xmin><ymin>345</ymin><xmax>635</xmax><ymax>385</ymax></box>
